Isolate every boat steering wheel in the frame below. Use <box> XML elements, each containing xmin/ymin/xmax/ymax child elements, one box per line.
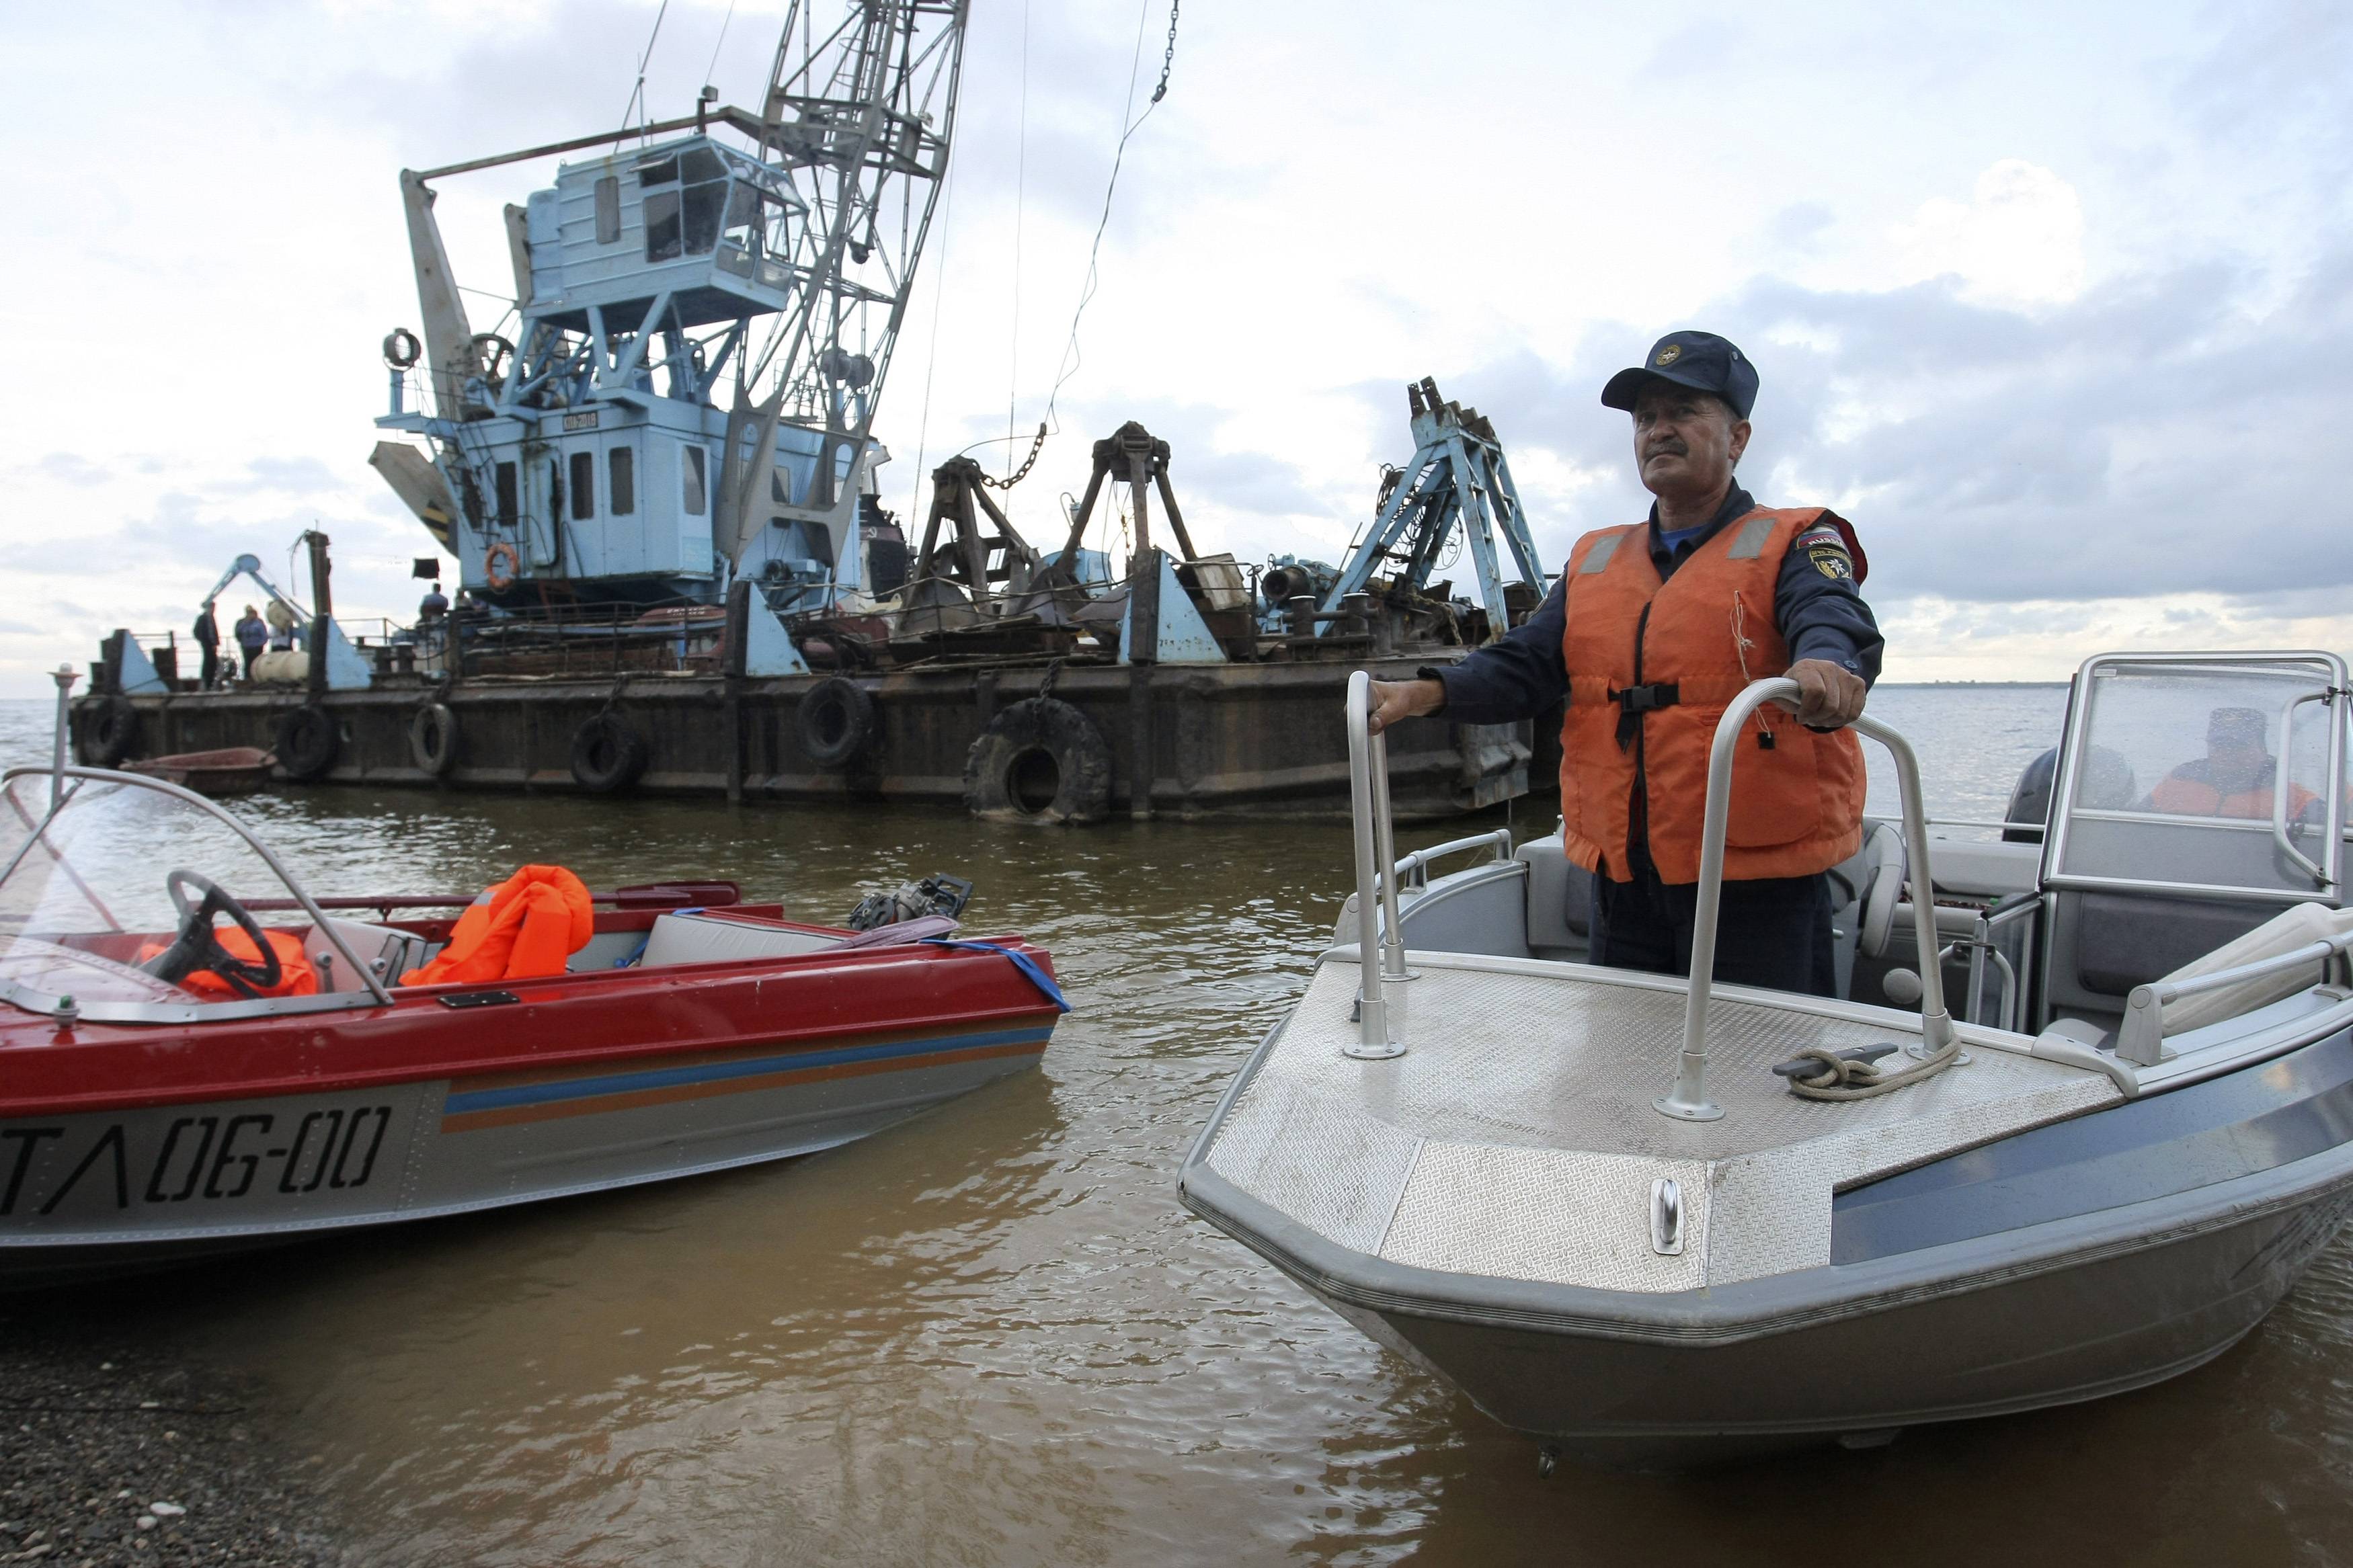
<box><xmin>142</xmin><ymin>869</ymin><xmax>282</xmax><ymax>999</ymax></box>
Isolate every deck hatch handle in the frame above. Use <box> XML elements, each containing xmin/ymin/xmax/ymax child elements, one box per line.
<box><xmin>1649</xmin><ymin>1177</ymin><xmax>1684</xmax><ymax>1256</ymax></box>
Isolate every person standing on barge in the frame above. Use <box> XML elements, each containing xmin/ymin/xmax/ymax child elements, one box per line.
<box><xmin>1367</xmin><ymin>330</ymin><xmax>1883</xmax><ymax>995</ymax></box>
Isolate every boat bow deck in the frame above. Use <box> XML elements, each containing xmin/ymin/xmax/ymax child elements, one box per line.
<box><xmin>1201</xmin><ymin>953</ymin><xmax>2122</xmax><ymax>1294</ymax></box>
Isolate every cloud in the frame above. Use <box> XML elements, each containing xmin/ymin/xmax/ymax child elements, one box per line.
<box><xmin>1893</xmin><ymin>161</ymin><xmax>2087</xmax><ymax>306</ymax></box>
<box><xmin>24</xmin><ymin>453</ymin><xmax>114</xmax><ymax>488</ymax></box>
<box><xmin>1394</xmin><ymin>231</ymin><xmax>2353</xmax><ymax>612</ymax></box>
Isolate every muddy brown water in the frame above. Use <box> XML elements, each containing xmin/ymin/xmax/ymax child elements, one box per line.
<box><xmin>8</xmin><ymin>691</ymin><xmax>2352</xmax><ymax>1565</ymax></box>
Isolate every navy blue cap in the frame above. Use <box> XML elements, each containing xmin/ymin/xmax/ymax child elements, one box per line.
<box><xmin>1600</xmin><ymin>330</ymin><xmax>1759</xmax><ymax>421</ymax></box>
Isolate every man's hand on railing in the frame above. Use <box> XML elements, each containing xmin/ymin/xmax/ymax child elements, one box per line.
<box><xmin>1366</xmin><ymin>677</ymin><xmax>1445</xmax><ymax>735</ymax></box>
<box><xmin>1789</xmin><ymin>659</ymin><xmax>1867</xmax><ymax>729</ymax></box>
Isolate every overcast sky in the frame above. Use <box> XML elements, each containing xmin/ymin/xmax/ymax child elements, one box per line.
<box><xmin>5</xmin><ymin>0</ymin><xmax>2348</xmax><ymax>695</ymax></box>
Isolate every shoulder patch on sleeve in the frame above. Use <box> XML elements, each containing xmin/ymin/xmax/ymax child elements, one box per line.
<box><xmin>1804</xmin><ymin>509</ymin><xmax>1867</xmax><ymax>583</ymax></box>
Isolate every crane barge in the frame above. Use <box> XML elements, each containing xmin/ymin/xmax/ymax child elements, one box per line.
<box><xmin>69</xmin><ymin>1</ymin><xmax>1551</xmax><ymax>823</ymax></box>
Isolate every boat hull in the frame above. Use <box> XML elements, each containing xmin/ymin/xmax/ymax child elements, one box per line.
<box><xmin>1179</xmin><ymin>1014</ymin><xmax>2353</xmax><ymax>1466</ymax></box>
<box><xmin>2</xmin><ymin>940</ymin><xmax>1059</xmax><ymax>1289</ymax></box>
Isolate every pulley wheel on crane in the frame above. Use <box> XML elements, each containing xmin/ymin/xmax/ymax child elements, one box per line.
<box><xmin>470</xmin><ymin>333</ymin><xmax>515</xmax><ymax>386</ymax></box>
<box><xmin>382</xmin><ymin>329</ymin><xmax>422</xmax><ymax>370</ymax></box>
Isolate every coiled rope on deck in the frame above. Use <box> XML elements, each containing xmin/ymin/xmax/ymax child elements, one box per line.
<box><xmin>1783</xmin><ymin>1035</ymin><xmax>1962</xmax><ymax>1101</ymax></box>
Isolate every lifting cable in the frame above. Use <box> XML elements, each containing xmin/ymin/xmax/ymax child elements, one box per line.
<box><xmin>975</xmin><ymin>0</ymin><xmax>1180</xmax><ymax>494</ymax></box>
<box><xmin>1005</xmin><ymin>0</ymin><xmax>1032</xmax><ymax>485</ymax></box>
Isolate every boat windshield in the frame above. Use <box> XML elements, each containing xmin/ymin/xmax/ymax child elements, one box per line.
<box><xmin>2050</xmin><ymin>655</ymin><xmax>2347</xmax><ymax>899</ymax></box>
<box><xmin>0</xmin><ymin>770</ymin><xmax>376</xmax><ymax>1023</ymax></box>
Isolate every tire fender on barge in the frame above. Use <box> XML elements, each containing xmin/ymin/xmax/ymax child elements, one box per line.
<box><xmin>799</xmin><ymin>677</ymin><xmax>877</xmax><ymax>770</ymax></box>
<box><xmin>275</xmin><ymin>705</ymin><xmax>341</xmax><ymax>782</ymax></box>
<box><xmin>408</xmin><ymin>702</ymin><xmax>460</xmax><ymax>777</ymax></box>
<box><xmin>964</xmin><ymin>697</ymin><xmax>1112</xmax><ymax>825</ymax></box>
<box><xmin>571</xmin><ymin>712</ymin><xmax>648</xmax><ymax>793</ymax></box>
<box><xmin>81</xmin><ymin>695</ymin><xmax>142</xmax><ymax>766</ymax></box>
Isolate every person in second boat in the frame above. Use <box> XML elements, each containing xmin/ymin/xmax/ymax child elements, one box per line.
<box><xmin>2149</xmin><ymin>706</ymin><xmax>2318</xmax><ymax>821</ymax></box>
<box><xmin>1367</xmin><ymin>329</ymin><xmax>1883</xmax><ymax>995</ymax></box>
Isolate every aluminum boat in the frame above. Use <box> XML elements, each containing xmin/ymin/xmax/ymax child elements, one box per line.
<box><xmin>1181</xmin><ymin>653</ymin><xmax>2353</xmax><ymax>1465</ymax></box>
<box><xmin>0</xmin><ymin>762</ymin><xmax>1064</xmax><ymax>1289</ymax></box>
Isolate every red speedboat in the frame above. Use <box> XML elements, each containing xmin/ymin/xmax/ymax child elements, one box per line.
<box><xmin>0</xmin><ymin>766</ymin><xmax>1064</xmax><ymax>1288</ymax></box>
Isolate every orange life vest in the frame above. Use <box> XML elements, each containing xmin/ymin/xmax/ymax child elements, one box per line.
<box><xmin>2149</xmin><ymin>768</ymin><xmax>2317</xmax><ymax>821</ymax></box>
<box><xmin>134</xmin><ymin>928</ymin><xmax>318</xmax><ymax>999</ymax></box>
<box><xmin>400</xmin><ymin>864</ymin><xmax>595</xmax><ymax>986</ymax></box>
<box><xmin>1559</xmin><ymin>507</ymin><xmax>1867</xmax><ymax>884</ymax></box>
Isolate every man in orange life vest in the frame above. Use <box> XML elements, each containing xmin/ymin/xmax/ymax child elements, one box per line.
<box><xmin>2148</xmin><ymin>706</ymin><xmax>2317</xmax><ymax>821</ymax></box>
<box><xmin>1368</xmin><ymin>330</ymin><xmax>1883</xmax><ymax>995</ymax></box>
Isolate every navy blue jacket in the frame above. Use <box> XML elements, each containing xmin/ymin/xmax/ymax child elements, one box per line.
<box><xmin>1433</xmin><ymin>486</ymin><xmax>1883</xmax><ymax>725</ymax></box>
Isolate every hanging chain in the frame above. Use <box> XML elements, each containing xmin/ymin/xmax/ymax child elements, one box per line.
<box><xmin>986</xmin><ymin>2</ymin><xmax>1176</xmax><ymax>493</ymax></box>
<box><xmin>979</xmin><ymin>421</ymin><xmax>1048</xmax><ymax>490</ymax></box>
<box><xmin>1150</xmin><ymin>1</ymin><xmax>1179</xmax><ymax>104</ymax></box>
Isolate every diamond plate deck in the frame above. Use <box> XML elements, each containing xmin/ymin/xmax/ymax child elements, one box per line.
<box><xmin>1205</xmin><ymin>955</ymin><xmax>2122</xmax><ymax>1291</ymax></box>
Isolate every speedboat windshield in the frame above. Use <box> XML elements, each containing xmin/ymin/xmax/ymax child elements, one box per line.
<box><xmin>2050</xmin><ymin>656</ymin><xmax>2347</xmax><ymax>900</ymax></box>
<box><xmin>0</xmin><ymin>770</ymin><xmax>355</xmax><ymax>1021</ymax></box>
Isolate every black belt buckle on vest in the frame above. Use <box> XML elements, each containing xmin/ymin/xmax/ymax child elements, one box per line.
<box><xmin>1610</xmin><ymin>682</ymin><xmax>1681</xmax><ymax>747</ymax></box>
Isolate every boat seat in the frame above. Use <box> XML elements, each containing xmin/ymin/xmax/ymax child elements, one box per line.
<box><xmin>309</xmin><ymin>917</ymin><xmax>430</xmax><ymax>992</ymax></box>
<box><xmin>1516</xmin><ymin>835</ymin><xmax>1591</xmax><ymax>960</ymax></box>
<box><xmin>2149</xmin><ymin>901</ymin><xmax>2353</xmax><ymax>1036</ymax></box>
<box><xmin>567</xmin><ymin>931</ymin><xmax>652</xmax><ymax>972</ymax></box>
<box><xmin>639</xmin><ymin>911</ymin><xmax>845</xmax><ymax>968</ymax></box>
<box><xmin>2040</xmin><ymin>888</ymin><xmax>2282</xmax><ymax>1034</ymax></box>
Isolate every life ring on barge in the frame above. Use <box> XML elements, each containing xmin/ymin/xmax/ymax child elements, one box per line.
<box><xmin>82</xmin><ymin>695</ymin><xmax>141</xmax><ymax>766</ymax></box>
<box><xmin>483</xmin><ymin>540</ymin><xmax>521</xmax><ymax>591</ymax></box>
<box><xmin>570</xmin><ymin>712</ymin><xmax>648</xmax><ymax>793</ymax></box>
<box><xmin>798</xmin><ymin>677</ymin><xmax>877</xmax><ymax>770</ymax></box>
<box><xmin>963</xmin><ymin>697</ymin><xmax>1112</xmax><ymax>826</ymax></box>
<box><xmin>408</xmin><ymin>702</ymin><xmax>460</xmax><ymax>778</ymax></box>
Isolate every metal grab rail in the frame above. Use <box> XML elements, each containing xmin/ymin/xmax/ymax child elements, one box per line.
<box><xmin>2272</xmin><ymin>690</ymin><xmax>2337</xmax><ymax>891</ymax></box>
<box><xmin>1392</xmin><ymin>829</ymin><xmax>1515</xmax><ymax>891</ymax></box>
<box><xmin>1343</xmin><ymin>671</ymin><xmax>1407</xmax><ymax>1058</ymax></box>
<box><xmin>1657</xmin><ymin>678</ymin><xmax>1955</xmax><ymax>1122</ymax></box>
<box><xmin>2116</xmin><ymin>926</ymin><xmax>2353</xmax><ymax>1067</ymax></box>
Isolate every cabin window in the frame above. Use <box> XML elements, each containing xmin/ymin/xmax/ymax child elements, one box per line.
<box><xmin>569</xmin><ymin>451</ymin><xmax>596</xmax><ymax>520</ymax></box>
<box><xmin>493</xmin><ymin>461</ymin><xmax>518</xmax><ymax>528</ymax></box>
<box><xmin>644</xmin><ymin>190</ymin><xmax>682</xmax><ymax>262</ymax></box>
<box><xmin>609</xmin><ymin>446</ymin><xmax>635</xmax><ymax>515</ymax></box>
<box><xmin>593</xmin><ymin>176</ymin><xmax>621</xmax><ymax>244</ymax></box>
<box><xmin>682</xmin><ymin>446</ymin><xmax>708</xmax><ymax>516</ymax></box>
<box><xmin>680</xmin><ymin>149</ymin><xmax>729</xmax><ymax>255</ymax></box>
<box><xmin>723</xmin><ymin>185</ymin><xmax>768</xmax><ymax>259</ymax></box>
<box><xmin>635</xmin><ymin>158</ymin><xmax>678</xmax><ymax>186</ymax></box>
<box><xmin>684</xmin><ymin>179</ymin><xmax>725</xmax><ymax>255</ymax></box>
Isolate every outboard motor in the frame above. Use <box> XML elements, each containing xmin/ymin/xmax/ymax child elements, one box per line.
<box><xmin>846</xmin><ymin>873</ymin><xmax>975</xmax><ymax>932</ymax></box>
<box><xmin>2003</xmin><ymin>749</ymin><xmax>2058</xmax><ymax>844</ymax></box>
<box><xmin>2003</xmin><ymin>745</ymin><xmax>2138</xmax><ymax>843</ymax></box>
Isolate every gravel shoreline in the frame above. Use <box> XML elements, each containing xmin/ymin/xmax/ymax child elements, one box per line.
<box><xmin>0</xmin><ymin>1310</ymin><xmax>339</xmax><ymax>1567</ymax></box>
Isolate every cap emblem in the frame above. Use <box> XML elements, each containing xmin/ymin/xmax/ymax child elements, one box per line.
<box><xmin>1654</xmin><ymin>343</ymin><xmax>1682</xmax><ymax>366</ymax></box>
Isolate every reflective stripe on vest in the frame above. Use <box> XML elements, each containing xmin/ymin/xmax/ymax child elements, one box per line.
<box><xmin>1557</xmin><ymin>508</ymin><xmax>1867</xmax><ymax>884</ymax></box>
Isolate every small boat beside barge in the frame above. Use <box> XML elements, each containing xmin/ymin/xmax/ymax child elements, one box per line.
<box><xmin>0</xmin><ymin>763</ymin><xmax>1064</xmax><ymax>1289</ymax></box>
<box><xmin>124</xmin><ymin>746</ymin><xmax>274</xmax><ymax>796</ymax></box>
<box><xmin>1183</xmin><ymin>653</ymin><xmax>2353</xmax><ymax>1465</ymax></box>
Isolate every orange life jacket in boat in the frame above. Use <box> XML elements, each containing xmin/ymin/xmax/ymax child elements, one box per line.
<box><xmin>400</xmin><ymin>864</ymin><xmax>596</xmax><ymax>986</ymax></box>
<box><xmin>1558</xmin><ymin>507</ymin><xmax>1868</xmax><ymax>884</ymax></box>
<box><xmin>134</xmin><ymin>928</ymin><xmax>318</xmax><ymax>999</ymax></box>
<box><xmin>2149</xmin><ymin>762</ymin><xmax>2317</xmax><ymax>821</ymax></box>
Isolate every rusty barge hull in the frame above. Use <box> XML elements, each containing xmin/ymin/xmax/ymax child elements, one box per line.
<box><xmin>79</xmin><ymin>659</ymin><xmax>1542</xmax><ymax>822</ymax></box>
